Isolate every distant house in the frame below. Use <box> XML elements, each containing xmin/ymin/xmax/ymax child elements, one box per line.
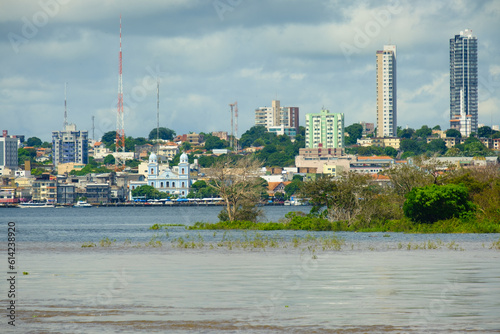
<box><xmin>267</xmin><ymin>181</ymin><xmax>291</xmax><ymax>197</ymax></box>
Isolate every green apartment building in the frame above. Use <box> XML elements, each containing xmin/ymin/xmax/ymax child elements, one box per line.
<box><xmin>305</xmin><ymin>109</ymin><xmax>344</xmax><ymax>149</ymax></box>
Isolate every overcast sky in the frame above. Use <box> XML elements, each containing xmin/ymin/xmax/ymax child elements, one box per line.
<box><xmin>1</xmin><ymin>0</ymin><xmax>499</xmax><ymax>142</ymax></box>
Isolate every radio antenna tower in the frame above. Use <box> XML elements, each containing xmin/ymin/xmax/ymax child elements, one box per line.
<box><xmin>91</xmin><ymin>115</ymin><xmax>95</xmax><ymax>141</ymax></box>
<box><xmin>229</xmin><ymin>101</ymin><xmax>238</xmax><ymax>151</ymax></box>
<box><xmin>115</xmin><ymin>14</ymin><xmax>125</xmax><ymax>171</ymax></box>
<box><xmin>156</xmin><ymin>78</ymin><xmax>160</xmax><ymax>156</ymax></box>
<box><xmin>64</xmin><ymin>82</ymin><xmax>68</xmax><ymax>129</ymax></box>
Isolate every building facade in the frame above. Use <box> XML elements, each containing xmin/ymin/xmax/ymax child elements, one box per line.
<box><xmin>52</xmin><ymin>124</ymin><xmax>88</xmax><ymax>167</ymax></box>
<box><xmin>450</xmin><ymin>29</ymin><xmax>478</xmax><ymax>137</ymax></box>
<box><xmin>255</xmin><ymin>100</ymin><xmax>299</xmax><ymax>135</ymax></box>
<box><xmin>305</xmin><ymin>109</ymin><xmax>344</xmax><ymax>149</ymax></box>
<box><xmin>0</xmin><ymin>131</ymin><xmax>19</xmax><ymax>171</ymax></box>
<box><xmin>130</xmin><ymin>152</ymin><xmax>191</xmax><ymax>198</ymax></box>
<box><xmin>376</xmin><ymin>45</ymin><xmax>397</xmax><ymax>137</ymax></box>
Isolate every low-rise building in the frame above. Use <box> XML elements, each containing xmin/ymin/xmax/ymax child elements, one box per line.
<box><xmin>86</xmin><ymin>183</ymin><xmax>110</xmax><ymax>204</ymax></box>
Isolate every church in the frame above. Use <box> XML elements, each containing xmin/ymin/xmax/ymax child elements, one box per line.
<box><xmin>129</xmin><ymin>152</ymin><xmax>191</xmax><ymax>199</ymax></box>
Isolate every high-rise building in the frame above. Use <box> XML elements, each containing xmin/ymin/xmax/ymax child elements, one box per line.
<box><xmin>305</xmin><ymin>109</ymin><xmax>344</xmax><ymax>149</ymax></box>
<box><xmin>52</xmin><ymin>124</ymin><xmax>88</xmax><ymax>167</ymax></box>
<box><xmin>376</xmin><ymin>45</ymin><xmax>397</xmax><ymax>138</ymax></box>
<box><xmin>0</xmin><ymin>130</ymin><xmax>18</xmax><ymax>171</ymax></box>
<box><xmin>450</xmin><ymin>29</ymin><xmax>478</xmax><ymax>137</ymax></box>
<box><xmin>255</xmin><ymin>100</ymin><xmax>299</xmax><ymax>136</ymax></box>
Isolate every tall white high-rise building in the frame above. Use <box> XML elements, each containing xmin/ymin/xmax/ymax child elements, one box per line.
<box><xmin>376</xmin><ymin>45</ymin><xmax>397</xmax><ymax>138</ymax></box>
<box><xmin>450</xmin><ymin>29</ymin><xmax>478</xmax><ymax>137</ymax></box>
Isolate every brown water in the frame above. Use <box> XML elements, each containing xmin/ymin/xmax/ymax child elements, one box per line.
<box><xmin>2</xmin><ymin>207</ymin><xmax>500</xmax><ymax>333</ymax></box>
<box><xmin>5</xmin><ymin>246</ymin><xmax>500</xmax><ymax>333</ymax></box>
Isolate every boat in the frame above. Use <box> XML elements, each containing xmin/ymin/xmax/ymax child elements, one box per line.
<box><xmin>73</xmin><ymin>201</ymin><xmax>93</xmax><ymax>208</ymax></box>
<box><xmin>18</xmin><ymin>202</ymin><xmax>55</xmax><ymax>208</ymax></box>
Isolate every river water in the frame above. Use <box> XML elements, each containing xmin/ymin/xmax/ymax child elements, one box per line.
<box><xmin>1</xmin><ymin>206</ymin><xmax>500</xmax><ymax>333</ymax></box>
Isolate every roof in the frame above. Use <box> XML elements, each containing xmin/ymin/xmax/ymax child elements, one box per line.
<box><xmin>267</xmin><ymin>181</ymin><xmax>291</xmax><ymax>191</ymax></box>
<box><xmin>357</xmin><ymin>155</ymin><xmax>393</xmax><ymax>160</ymax></box>
<box><xmin>93</xmin><ymin>141</ymin><xmax>102</xmax><ymax>146</ymax></box>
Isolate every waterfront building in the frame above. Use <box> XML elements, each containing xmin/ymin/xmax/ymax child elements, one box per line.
<box><xmin>0</xmin><ymin>130</ymin><xmax>19</xmax><ymax>172</ymax></box>
<box><xmin>450</xmin><ymin>29</ymin><xmax>478</xmax><ymax>137</ymax></box>
<box><xmin>376</xmin><ymin>45</ymin><xmax>397</xmax><ymax>138</ymax></box>
<box><xmin>129</xmin><ymin>152</ymin><xmax>191</xmax><ymax>199</ymax></box>
<box><xmin>255</xmin><ymin>100</ymin><xmax>299</xmax><ymax>136</ymax></box>
<box><xmin>32</xmin><ymin>176</ymin><xmax>57</xmax><ymax>203</ymax></box>
<box><xmin>52</xmin><ymin>124</ymin><xmax>88</xmax><ymax>167</ymax></box>
<box><xmin>305</xmin><ymin>109</ymin><xmax>344</xmax><ymax>149</ymax></box>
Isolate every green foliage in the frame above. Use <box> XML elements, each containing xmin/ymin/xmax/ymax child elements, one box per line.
<box><xmin>384</xmin><ymin>146</ymin><xmax>398</xmax><ymax>158</ymax></box>
<box><xmin>69</xmin><ymin>164</ymin><xmax>112</xmax><ymax>176</ymax></box>
<box><xmin>446</xmin><ymin>129</ymin><xmax>462</xmax><ymax>138</ymax></box>
<box><xmin>101</xmin><ymin>131</ymin><xmax>117</xmax><ymax>148</ymax></box>
<box><xmin>103</xmin><ymin>154</ymin><xmax>115</xmax><ymax>165</ymax></box>
<box><xmin>187</xmin><ymin>180</ymin><xmax>219</xmax><ymax>199</ymax></box>
<box><xmin>204</xmin><ymin>134</ymin><xmax>228</xmax><ymax>150</ymax></box>
<box><xmin>148</xmin><ymin>127</ymin><xmax>176</xmax><ymax>141</ymax></box>
<box><xmin>403</xmin><ymin>184</ymin><xmax>475</xmax><ymax>223</ymax></box>
<box><xmin>415</xmin><ymin>125</ymin><xmax>432</xmax><ymax>138</ymax></box>
<box><xmin>345</xmin><ymin>123</ymin><xmax>363</xmax><ymax>146</ymax></box>
<box><xmin>18</xmin><ymin>147</ymin><xmax>37</xmax><ymax>166</ymax></box>
<box><xmin>26</xmin><ymin>137</ymin><xmax>43</xmax><ymax>147</ymax></box>
<box><xmin>238</xmin><ymin>125</ymin><xmax>304</xmax><ymax>167</ymax></box>
<box><xmin>131</xmin><ymin>185</ymin><xmax>169</xmax><ymax>199</ymax></box>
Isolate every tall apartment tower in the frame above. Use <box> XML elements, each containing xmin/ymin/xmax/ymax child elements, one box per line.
<box><xmin>450</xmin><ymin>29</ymin><xmax>478</xmax><ymax>137</ymax></box>
<box><xmin>0</xmin><ymin>130</ymin><xmax>19</xmax><ymax>171</ymax></box>
<box><xmin>255</xmin><ymin>100</ymin><xmax>299</xmax><ymax>136</ymax></box>
<box><xmin>376</xmin><ymin>45</ymin><xmax>397</xmax><ymax>138</ymax></box>
<box><xmin>52</xmin><ymin>124</ymin><xmax>88</xmax><ymax>167</ymax></box>
<box><xmin>305</xmin><ymin>109</ymin><xmax>344</xmax><ymax>149</ymax></box>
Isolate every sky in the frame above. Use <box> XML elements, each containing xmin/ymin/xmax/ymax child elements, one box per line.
<box><xmin>0</xmin><ymin>0</ymin><xmax>499</xmax><ymax>142</ymax></box>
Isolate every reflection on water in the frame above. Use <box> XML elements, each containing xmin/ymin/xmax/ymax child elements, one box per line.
<box><xmin>2</xmin><ymin>207</ymin><xmax>500</xmax><ymax>333</ymax></box>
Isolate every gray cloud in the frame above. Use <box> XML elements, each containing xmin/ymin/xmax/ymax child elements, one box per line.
<box><xmin>1</xmin><ymin>0</ymin><xmax>499</xmax><ymax>141</ymax></box>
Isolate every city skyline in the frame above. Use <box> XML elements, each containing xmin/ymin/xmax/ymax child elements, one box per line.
<box><xmin>1</xmin><ymin>1</ymin><xmax>499</xmax><ymax>142</ymax></box>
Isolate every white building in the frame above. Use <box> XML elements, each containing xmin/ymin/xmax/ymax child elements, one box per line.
<box><xmin>52</xmin><ymin>124</ymin><xmax>89</xmax><ymax>166</ymax></box>
<box><xmin>255</xmin><ymin>100</ymin><xmax>299</xmax><ymax>136</ymax></box>
<box><xmin>0</xmin><ymin>130</ymin><xmax>19</xmax><ymax>172</ymax></box>
<box><xmin>129</xmin><ymin>152</ymin><xmax>191</xmax><ymax>199</ymax></box>
<box><xmin>376</xmin><ymin>45</ymin><xmax>397</xmax><ymax>138</ymax></box>
<box><xmin>305</xmin><ymin>109</ymin><xmax>344</xmax><ymax>149</ymax></box>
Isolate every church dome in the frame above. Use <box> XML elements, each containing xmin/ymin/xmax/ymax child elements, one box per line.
<box><xmin>180</xmin><ymin>152</ymin><xmax>188</xmax><ymax>164</ymax></box>
<box><xmin>149</xmin><ymin>152</ymin><xmax>158</xmax><ymax>163</ymax></box>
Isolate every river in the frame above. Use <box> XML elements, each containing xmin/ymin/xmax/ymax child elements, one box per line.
<box><xmin>1</xmin><ymin>206</ymin><xmax>500</xmax><ymax>333</ymax></box>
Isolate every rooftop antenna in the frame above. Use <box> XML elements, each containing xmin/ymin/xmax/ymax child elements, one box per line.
<box><xmin>91</xmin><ymin>115</ymin><xmax>95</xmax><ymax>141</ymax></box>
<box><xmin>156</xmin><ymin>78</ymin><xmax>160</xmax><ymax>156</ymax></box>
<box><xmin>115</xmin><ymin>14</ymin><xmax>125</xmax><ymax>171</ymax></box>
<box><xmin>64</xmin><ymin>82</ymin><xmax>68</xmax><ymax>129</ymax></box>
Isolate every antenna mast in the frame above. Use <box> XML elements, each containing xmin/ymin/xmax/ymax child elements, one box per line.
<box><xmin>92</xmin><ymin>115</ymin><xmax>95</xmax><ymax>141</ymax></box>
<box><xmin>115</xmin><ymin>14</ymin><xmax>125</xmax><ymax>171</ymax></box>
<box><xmin>64</xmin><ymin>82</ymin><xmax>68</xmax><ymax>129</ymax></box>
<box><xmin>156</xmin><ymin>78</ymin><xmax>160</xmax><ymax>155</ymax></box>
<box><xmin>229</xmin><ymin>101</ymin><xmax>238</xmax><ymax>151</ymax></box>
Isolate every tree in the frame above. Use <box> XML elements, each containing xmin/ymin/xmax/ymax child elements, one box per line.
<box><xmin>446</xmin><ymin>129</ymin><xmax>461</xmax><ymax>138</ymax></box>
<box><xmin>148</xmin><ymin>127</ymin><xmax>176</xmax><ymax>141</ymax></box>
<box><xmin>398</xmin><ymin>128</ymin><xmax>415</xmax><ymax>139</ymax></box>
<box><xmin>103</xmin><ymin>154</ymin><xmax>115</xmax><ymax>165</ymax></box>
<box><xmin>300</xmin><ymin>172</ymin><xmax>374</xmax><ymax>224</ymax></box>
<box><xmin>403</xmin><ymin>184</ymin><xmax>475</xmax><ymax>223</ymax></box>
<box><xmin>384</xmin><ymin>146</ymin><xmax>398</xmax><ymax>158</ymax></box>
<box><xmin>427</xmin><ymin>139</ymin><xmax>447</xmax><ymax>155</ymax></box>
<box><xmin>26</xmin><ymin>137</ymin><xmax>42</xmax><ymax>147</ymax></box>
<box><xmin>101</xmin><ymin>131</ymin><xmax>117</xmax><ymax>148</ymax></box>
<box><xmin>131</xmin><ymin>185</ymin><xmax>165</xmax><ymax>200</ymax></box>
<box><xmin>432</xmin><ymin>125</ymin><xmax>441</xmax><ymax>130</ymax></box>
<box><xmin>204</xmin><ymin>135</ymin><xmax>226</xmax><ymax>150</ymax></box>
<box><xmin>206</xmin><ymin>155</ymin><xmax>264</xmax><ymax>222</ymax></box>
<box><xmin>345</xmin><ymin>123</ymin><xmax>363</xmax><ymax>146</ymax></box>
<box><xmin>180</xmin><ymin>141</ymin><xmax>192</xmax><ymax>152</ymax></box>
<box><xmin>415</xmin><ymin>125</ymin><xmax>432</xmax><ymax>138</ymax></box>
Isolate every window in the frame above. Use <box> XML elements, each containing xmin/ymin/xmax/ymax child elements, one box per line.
<box><xmin>172</xmin><ymin>182</ymin><xmax>175</xmax><ymax>188</ymax></box>
<box><xmin>181</xmin><ymin>182</ymin><xmax>185</xmax><ymax>188</ymax></box>
<box><xmin>150</xmin><ymin>168</ymin><xmax>154</xmax><ymax>174</ymax></box>
<box><xmin>166</xmin><ymin>182</ymin><xmax>170</xmax><ymax>188</ymax></box>
<box><xmin>160</xmin><ymin>182</ymin><xmax>164</xmax><ymax>188</ymax></box>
